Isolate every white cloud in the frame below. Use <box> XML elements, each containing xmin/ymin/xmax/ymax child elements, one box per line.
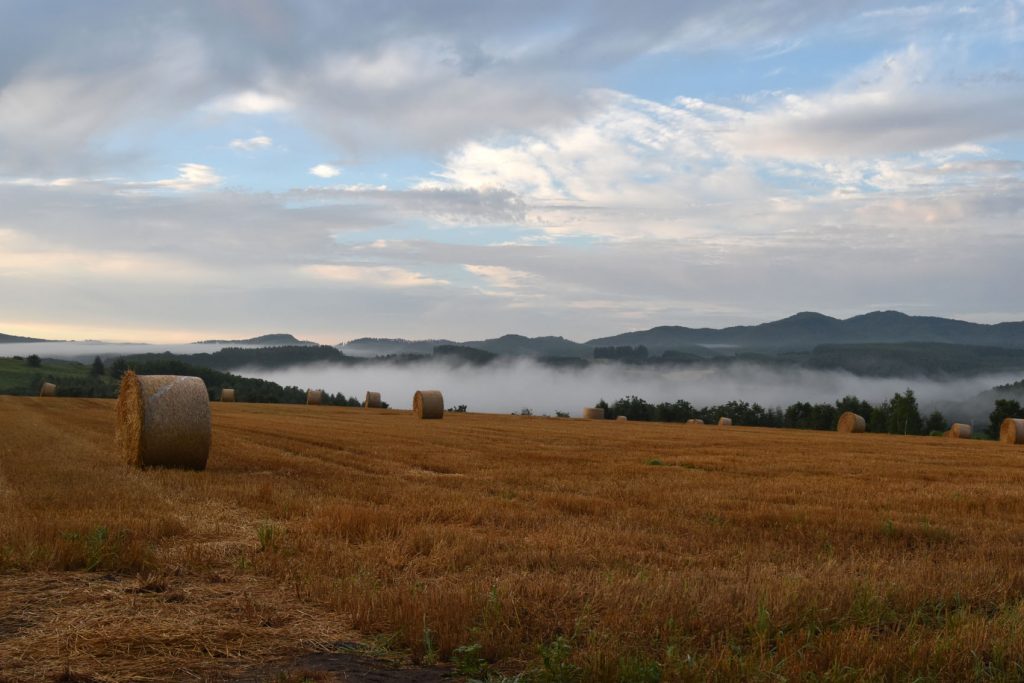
<box><xmin>206</xmin><ymin>91</ymin><xmax>293</xmax><ymax>115</ymax></box>
<box><xmin>309</xmin><ymin>163</ymin><xmax>342</xmax><ymax>178</ymax></box>
<box><xmin>229</xmin><ymin>135</ymin><xmax>273</xmax><ymax>151</ymax></box>
<box><xmin>146</xmin><ymin>163</ymin><xmax>222</xmax><ymax>191</ymax></box>
<box><xmin>301</xmin><ymin>264</ymin><xmax>449</xmax><ymax>288</ymax></box>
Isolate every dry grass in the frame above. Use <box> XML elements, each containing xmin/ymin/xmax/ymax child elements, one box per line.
<box><xmin>3</xmin><ymin>396</ymin><xmax>1024</xmax><ymax>681</ymax></box>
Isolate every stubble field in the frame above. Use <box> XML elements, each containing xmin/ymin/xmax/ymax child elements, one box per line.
<box><xmin>2</xmin><ymin>396</ymin><xmax>1024</xmax><ymax>681</ymax></box>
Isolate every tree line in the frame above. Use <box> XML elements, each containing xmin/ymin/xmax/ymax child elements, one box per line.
<box><xmin>595</xmin><ymin>390</ymin><xmax>1024</xmax><ymax>440</ymax></box>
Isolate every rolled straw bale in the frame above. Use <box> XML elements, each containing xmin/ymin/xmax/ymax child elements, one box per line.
<box><xmin>687</xmin><ymin>418</ymin><xmax>704</xmax><ymax>425</ymax></box>
<box><xmin>414</xmin><ymin>390</ymin><xmax>444</xmax><ymax>419</ymax></box>
<box><xmin>1000</xmin><ymin>418</ymin><xmax>1024</xmax><ymax>445</ymax></box>
<box><xmin>39</xmin><ymin>382</ymin><xmax>57</xmax><ymax>397</ymax></box>
<box><xmin>582</xmin><ymin>407</ymin><xmax>605</xmax><ymax>420</ymax></box>
<box><xmin>220</xmin><ymin>388</ymin><xmax>235</xmax><ymax>402</ymax></box>
<box><xmin>306</xmin><ymin>389</ymin><xmax>323</xmax><ymax>406</ymax></box>
<box><xmin>947</xmin><ymin>423</ymin><xmax>972</xmax><ymax>439</ymax></box>
<box><xmin>718</xmin><ymin>417</ymin><xmax>733</xmax><ymax>427</ymax></box>
<box><xmin>616</xmin><ymin>415</ymin><xmax>628</xmax><ymax>421</ymax></box>
<box><xmin>364</xmin><ymin>391</ymin><xmax>382</xmax><ymax>408</ymax></box>
<box><xmin>115</xmin><ymin>371</ymin><xmax>211</xmax><ymax>470</ymax></box>
<box><xmin>837</xmin><ymin>412</ymin><xmax>866</xmax><ymax>433</ymax></box>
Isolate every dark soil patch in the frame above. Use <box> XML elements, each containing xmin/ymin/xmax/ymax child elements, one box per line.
<box><xmin>246</xmin><ymin>651</ymin><xmax>455</xmax><ymax>682</ymax></box>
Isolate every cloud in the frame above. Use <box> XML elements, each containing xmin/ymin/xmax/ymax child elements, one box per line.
<box><xmin>301</xmin><ymin>264</ymin><xmax>449</xmax><ymax>288</ymax></box>
<box><xmin>206</xmin><ymin>91</ymin><xmax>292</xmax><ymax>115</ymax></box>
<box><xmin>145</xmin><ymin>163</ymin><xmax>223</xmax><ymax>191</ymax></box>
<box><xmin>309</xmin><ymin>163</ymin><xmax>341</xmax><ymax>178</ymax></box>
<box><xmin>0</xmin><ymin>0</ymin><xmax>908</xmax><ymax>174</ymax></box>
<box><xmin>229</xmin><ymin>135</ymin><xmax>273</xmax><ymax>151</ymax></box>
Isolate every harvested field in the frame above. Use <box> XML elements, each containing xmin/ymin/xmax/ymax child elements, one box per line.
<box><xmin>3</xmin><ymin>396</ymin><xmax>1024</xmax><ymax>680</ymax></box>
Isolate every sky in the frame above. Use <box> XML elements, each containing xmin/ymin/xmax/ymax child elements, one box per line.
<box><xmin>1</xmin><ymin>0</ymin><xmax>1023</xmax><ymax>344</ymax></box>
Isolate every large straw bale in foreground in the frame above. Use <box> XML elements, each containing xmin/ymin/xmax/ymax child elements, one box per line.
<box><xmin>1001</xmin><ymin>418</ymin><xmax>1024</xmax><ymax>445</ymax></box>
<box><xmin>616</xmin><ymin>415</ymin><xmax>628</xmax><ymax>422</ymax></box>
<box><xmin>39</xmin><ymin>382</ymin><xmax>57</xmax><ymax>397</ymax></box>
<box><xmin>220</xmin><ymin>388</ymin><xmax>235</xmax><ymax>402</ymax></box>
<box><xmin>947</xmin><ymin>423</ymin><xmax>972</xmax><ymax>439</ymax></box>
<box><xmin>718</xmin><ymin>417</ymin><xmax>733</xmax><ymax>427</ymax></box>
<box><xmin>364</xmin><ymin>391</ymin><xmax>382</xmax><ymax>408</ymax></box>
<box><xmin>115</xmin><ymin>371</ymin><xmax>211</xmax><ymax>470</ymax></box>
<box><xmin>306</xmin><ymin>389</ymin><xmax>323</xmax><ymax>406</ymax></box>
<box><xmin>413</xmin><ymin>390</ymin><xmax>444</xmax><ymax>419</ymax></box>
<box><xmin>582</xmin><ymin>407</ymin><xmax>604</xmax><ymax>420</ymax></box>
<box><xmin>837</xmin><ymin>412</ymin><xmax>866</xmax><ymax>433</ymax></box>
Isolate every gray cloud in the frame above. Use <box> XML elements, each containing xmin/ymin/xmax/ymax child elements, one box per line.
<box><xmin>0</xmin><ymin>0</ymin><xmax>896</xmax><ymax>174</ymax></box>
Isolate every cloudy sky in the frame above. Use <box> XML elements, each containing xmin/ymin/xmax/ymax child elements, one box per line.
<box><xmin>1</xmin><ymin>1</ymin><xmax>1022</xmax><ymax>343</ymax></box>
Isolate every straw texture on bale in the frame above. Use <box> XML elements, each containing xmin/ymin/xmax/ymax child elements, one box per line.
<box><xmin>220</xmin><ymin>388</ymin><xmax>235</xmax><ymax>402</ymax></box>
<box><xmin>947</xmin><ymin>423</ymin><xmax>972</xmax><ymax>439</ymax></box>
<box><xmin>115</xmin><ymin>371</ymin><xmax>211</xmax><ymax>470</ymax></box>
<box><xmin>306</xmin><ymin>389</ymin><xmax>323</xmax><ymax>406</ymax></box>
<box><xmin>837</xmin><ymin>412</ymin><xmax>866</xmax><ymax>433</ymax></box>
<box><xmin>616</xmin><ymin>415</ymin><xmax>628</xmax><ymax>421</ymax></box>
<box><xmin>687</xmin><ymin>418</ymin><xmax>704</xmax><ymax>425</ymax></box>
<box><xmin>582</xmin><ymin>407</ymin><xmax>605</xmax><ymax>420</ymax></box>
<box><xmin>1000</xmin><ymin>418</ymin><xmax>1024</xmax><ymax>445</ymax></box>
<box><xmin>413</xmin><ymin>390</ymin><xmax>444</xmax><ymax>419</ymax></box>
<box><xmin>39</xmin><ymin>382</ymin><xmax>57</xmax><ymax>397</ymax></box>
<box><xmin>364</xmin><ymin>391</ymin><xmax>382</xmax><ymax>408</ymax></box>
<box><xmin>718</xmin><ymin>417</ymin><xmax>733</xmax><ymax>427</ymax></box>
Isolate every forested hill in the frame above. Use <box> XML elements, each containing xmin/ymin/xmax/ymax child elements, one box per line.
<box><xmin>588</xmin><ymin>311</ymin><xmax>1024</xmax><ymax>353</ymax></box>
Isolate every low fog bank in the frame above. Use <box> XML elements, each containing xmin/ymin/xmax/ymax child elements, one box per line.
<box><xmin>1</xmin><ymin>341</ymin><xmax>239</xmax><ymax>361</ymax></box>
<box><xmin>234</xmin><ymin>359</ymin><xmax>1019</xmax><ymax>420</ymax></box>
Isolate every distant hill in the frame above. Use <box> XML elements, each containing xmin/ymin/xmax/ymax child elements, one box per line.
<box><xmin>340</xmin><ymin>337</ymin><xmax>456</xmax><ymax>356</ymax></box>
<box><xmin>0</xmin><ymin>332</ymin><xmax>49</xmax><ymax>343</ymax></box>
<box><xmin>804</xmin><ymin>342</ymin><xmax>1024</xmax><ymax>377</ymax></box>
<box><xmin>586</xmin><ymin>311</ymin><xmax>1024</xmax><ymax>353</ymax></box>
<box><xmin>194</xmin><ymin>333</ymin><xmax>317</xmax><ymax>346</ymax></box>
<box><xmin>337</xmin><ymin>311</ymin><xmax>1024</xmax><ymax>358</ymax></box>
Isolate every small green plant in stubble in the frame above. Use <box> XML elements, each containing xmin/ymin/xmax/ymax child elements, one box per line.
<box><xmin>257</xmin><ymin>523</ymin><xmax>280</xmax><ymax>552</ymax></box>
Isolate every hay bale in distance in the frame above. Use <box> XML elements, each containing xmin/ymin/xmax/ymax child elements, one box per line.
<box><xmin>616</xmin><ymin>415</ymin><xmax>628</xmax><ymax>422</ymax></box>
<box><xmin>582</xmin><ymin>407</ymin><xmax>605</xmax><ymax>420</ymax></box>
<box><xmin>718</xmin><ymin>417</ymin><xmax>733</xmax><ymax>427</ymax></box>
<box><xmin>414</xmin><ymin>390</ymin><xmax>444</xmax><ymax>419</ymax></box>
<box><xmin>220</xmin><ymin>388</ymin><xmax>235</xmax><ymax>402</ymax></box>
<box><xmin>39</xmin><ymin>382</ymin><xmax>57</xmax><ymax>397</ymax></box>
<box><xmin>687</xmin><ymin>418</ymin><xmax>704</xmax><ymax>425</ymax></box>
<box><xmin>947</xmin><ymin>423</ymin><xmax>972</xmax><ymax>439</ymax></box>
<box><xmin>364</xmin><ymin>391</ymin><xmax>382</xmax><ymax>408</ymax></box>
<box><xmin>837</xmin><ymin>412</ymin><xmax>866</xmax><ymax>433</ymax></box>
<box><xmin>306</xmin><ymin>389</ymin><xmax>323</xmax><ymax>406</ymax></box>
<box><xmin>1000</xmin><ymin>418</ymin><xmax>1024</xmax><ymax>445</ymax></box>
<box><xmin>115</xmin><ymin>371</ymin><xmax>211</xmax><ymax>470</ymax></box>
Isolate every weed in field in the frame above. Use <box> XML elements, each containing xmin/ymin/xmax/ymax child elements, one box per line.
<box><xmin>536</xmin><ymin>637</ymin><xmax>581</xmax><ymax>683</ymax></box>
<box><xmin>615</xmin><ymin>654</ymin><xmax>661</xmax><ymax>683</ymax></box>
<box><xmin>452</xmin><ymin>643</ymin><xmax>492</xmax><ymax>678</ymax></box>
<box><xmin>257</xmin><ymin>523</ymin><xmax>280</xmax><ymax>551</ymax></box>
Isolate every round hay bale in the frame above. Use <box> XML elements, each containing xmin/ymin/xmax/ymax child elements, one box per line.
<box><xmin>616</xmin><ymin>415</ymin><xmax>628</xmax><ymax>422</ymax></box>
<box><xmin>947</xmin><ymin>423</ymin><xmax>972</xmax><ymax>439</ymax></box>
<box><xmin>413</xmin><ymin>390</ymin><xmax>444</xmax><ymax>419</ymax></box>
<box><xmin>582</xmin><ymin>407</ymin><xmax>605</xmax><ymax>420</ymax></box>
<box><xmin>306</xmin><ymin>389</ymin><xmax>323</xmax><ymax>406</ymax></box>
<box><xmin>837</xmin><ymin>412</ymin><xmax>866</xmax><ymax>433</ymax></box>
<box><xmin>687</xmin><ymin>418</ymin><xmax>704</xmax><ymax>425</ymax></box>
<box><xmin>364</xmin><ymin>391</ymin><xmax>382</xmax><ymax>408</ymax></box>
<box><xmin>220</xmin><ymin>388</ymin><xmax>235</xmax><ymax>402</ymax></box>
<box><xmin>115</xmin><ymin>371</ymin><xmax>211</xmax><ymax>470</ymax></box>
<box><xmin>1000</xmin><ymin>418</ymin><xmax>1024</xmax><ymax>445</ymax></box>
<box><xmin>39</xmin><ymin>382</ymin><xmax>57</xmax><ymax>397</ymax></box>
<box><xmin>718</xmin><ymin>417</ymin><xmax>733</xmax><ymax>427</ymax></box>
